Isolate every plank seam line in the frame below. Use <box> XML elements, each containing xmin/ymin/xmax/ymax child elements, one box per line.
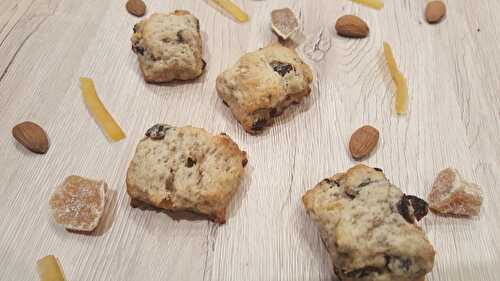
<box><xmin>0</xmin><ymin>0</ymin><xmax>36</xmax><ymax>49</ymax></box>
<box><xmin>202</xmin><ymin>223</ymin><xmax>218</xmax><ymax>281</ymax></box>
<box><xmin>0</xmin><ymin>15</ymin><xmax>48</xmax><ymax>84</ymax></box>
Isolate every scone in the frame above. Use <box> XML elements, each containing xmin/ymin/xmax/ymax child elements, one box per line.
<box><xmin>131</xmin><ymin>10</ymin><xmax>205</xmax><ymax>83</ymax></box>
<box><xmin>126</xmin><ymin>124</ymin><xmax>247</xmax><ymax>223</ymax></box>
<box><xmin>216</xmin><ymin>43</ymin><xmax>313</xmax><ymax>134</ymax></box>
<box><xmin>49</xmin><ymin>176</ymin><xmax>107</xmax><ymax>232</ymax></box>
<box><xmin>303</xmin><ymin>165</ymin><xmax>435</xmax><ymax>281</ymax></box>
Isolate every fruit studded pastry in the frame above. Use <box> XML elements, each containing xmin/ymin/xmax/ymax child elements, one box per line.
<box><xmin>126</xmin><ymin>124</ymin><xmax>247</xmax><ymax>223</ymax></box>
<box><xmin>131</xmin><ymin>10</ymin><xmax>206</xmax><ymax>83</ymax></box>
<box><xmin>216</xmin><ymin>43</ymin><xmax>313</xmax><ymax>134</ymax></box>
<box><xmin>303</xmin><ymin>165</ymin><xmax>435</xmax><ymax>281</ymax></box>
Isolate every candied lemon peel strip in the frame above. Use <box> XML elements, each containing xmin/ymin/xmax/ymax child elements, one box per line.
<box><xmin>80</xmin><ymin>77</ymin><xmax>126</xmax><ymax>141</ymax></box>
<box><xmin>383</xmin><ymin>42</ymin><xmax>408</xmax><ymax>115</ymax></box>
<box><xmin>37</xmin><ymin>255</ymin><xmax>65</xmax><ymax>281</ymax></box>
<box><xmin>211</xmin><ymin>0</ymin><xmax>249</xmax><ymax>22</ymax></box>
<box><xmin>351</xmin><ymin>0</ymin><xmax>384</xmax><ymax>10</ymax></box>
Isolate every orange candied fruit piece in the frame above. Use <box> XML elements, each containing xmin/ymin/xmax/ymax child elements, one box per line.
<box><xmin>383</xmin><ymin>42</ymin><xmax>408</xmax><ymax>115</ymax></box>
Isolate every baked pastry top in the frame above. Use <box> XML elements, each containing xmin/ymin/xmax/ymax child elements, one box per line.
<box><xmin>303</xmin><ymin>164</ymin><xmax>435</xmax><ymax>281</ymax></box>
<box><xmin>216</xmin><ymin>43</ymin><xmax>313</xmax><ymax>134</ymax></box>
<box><xmin>131</xmin><ymin>10</ymin><xmax>205</xmax><ymax>83</ymax></box>
<box><xmin>126</xmin><ymin>124</ymin><xmax>247</xmax><ymax>223</ymax></box>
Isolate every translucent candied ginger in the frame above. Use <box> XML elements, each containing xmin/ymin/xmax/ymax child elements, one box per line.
<box><xmin>428</xmin><ymin>168</ymin><xmax>482</xmax><ymax>216</ymax></box>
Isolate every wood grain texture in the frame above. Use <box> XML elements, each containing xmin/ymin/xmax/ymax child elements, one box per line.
<box><xmin>1</xmin><ymin>0</ymin><xmax>499</xmax><ymax>280</ymax></box>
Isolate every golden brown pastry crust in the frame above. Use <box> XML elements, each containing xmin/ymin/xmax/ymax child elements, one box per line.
<box><xmin>303</xmin><ymin>165</ymin><xmax>435</xmax><ymax>281</ymax></box>
<box><xmin>126</xmin><ymin>125</ymin><xmax>247</xmax><ymax>223</ymax></box>
<box><xmin>131</xmin><ymin>10</ymin><xmax>205</xmax><ymax>83</ymax></box>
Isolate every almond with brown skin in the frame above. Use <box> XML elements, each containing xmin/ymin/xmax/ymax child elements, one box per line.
<box><xmin>425</xmin><ymin>1</ymin><xmax>446</xmax><ymax>24</ymax></box>
<box><xmin>12</xmin><ymin>121</ymin><xmax>50</xmax><ymax>154</ymax></box>
<box><xmin>349</xmin><ymin>125</ymin><xmax>379</xmax><ymax>160</ymax></box>
<box><xmin>126</xmin><ymin>0</ymin><xmax>146</xmax><ymax>17</ymax></box>
<box><xmin>335</xmin><ymin>15</ymin><xmax>369</xmax><ymax>38</ymax></box>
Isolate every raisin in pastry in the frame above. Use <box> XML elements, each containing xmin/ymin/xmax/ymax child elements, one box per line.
<box><xmin>126</xmin><ymin>124</ymin><xmax>247</xmax><ymax>223</ymax></box>
<box><xmin>216</xmin><ymin>43</ymin><xmax>313</xmax><ymax>134</ymax></box>
<box><xmin>303</xmin><ymin>165</ymin><xmax>435</xmax><ymax>281</ymax></box>
<box><xmin>131</xmin><ymin>10</ymin><xmax>205</xmax><ymax>83</ymax></box>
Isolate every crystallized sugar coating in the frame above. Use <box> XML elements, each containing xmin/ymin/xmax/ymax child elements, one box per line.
<box><xmin>303</xmin><ymin>165</ymin><xmax>435</xmax><ymax>281</ymax></box>
<box><xmin>126</xmin><ymin>125</ymin><xmax>247</xmax><ymax>223</ymax></box>
<box><xmin>49</xmin><ymin>176</ymin><xmax>107</xmax><ymax>232</ymax></box>
<box><xmin>271</xmin><ymin>8</ymin><xmax>299</xmax><ymax>39</ymax></box>
<box><xmin>428</xmin><ymin>168</ymin><xmax>483</xmax><ymax>216</ymax></box>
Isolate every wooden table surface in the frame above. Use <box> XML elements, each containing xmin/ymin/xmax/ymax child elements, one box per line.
<box><xmin>1</xmin><ymin>0</ymin><xmax>499</xmax><ymax>280</ymax></box>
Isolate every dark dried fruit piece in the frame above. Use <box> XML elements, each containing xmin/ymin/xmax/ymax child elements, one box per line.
<box><xmin>241</xmin><ymin>151</ymin><xmax>248</xmax><ymax>167</ymax></box>
<box><xmin>132</xmin><ymin>44</ymin><xmax>144</xmax><ymax>55</ymax></box>
<box><xmin>270</xmin><ymin>61</ymin><xmax>294</xmax><ymax>76</ymax></box>
<box><xmin>345</xmin><ymin>178</ymin><xmax>371</xmax><ymax>198</ymax></box>
<box><xmin>400</xmin><ymin>258</ymin><xmax>412</xmax><ymax>271</ymax></box>
<box><xmin>397</xmin><ymin>195</ymin><xmax>413</xmax><ymax>223</ymax></box>
<box><xmin>186</xmin><ymin>157</ymin><xmax>196</xmax><ymax>167</ymax></box>
<box><xmin>407</xmin><ymin>195</ymin><xmax>429</xmax><ymax>221</ymax></box>
<box><xmin>251</xmin><ymin>119</ymin><xmax>267</xmax><ymax>131</ymax></box>
<box><xmin>345</xmin><ymin>266</ymin><xmax>381</xmax><ymax>278</ymax></box>
<box><xmin>270</xmin><ymin>108</ymin><xmax>278</xmax><ymax>117</ymax></box>
<box><xmin>386</xmin><ymin>256</ymin><xmax>412</xmax><ymax>272</ymax></box>
<box><xmin>176</xmin><ymin>30</ymin><xmax>186</xmax><ymax>43</ymax></box>
<box><xmin>358</xmin><ymin>179</ymin><xmax>371</xmax><ymax>187</ymax></box>
<box><xmin>322</xmin><ymin>178</ymin><xmax>340</xmax><ymax>188</ymax></box>
<box><xmin>397</xmin><ymin>194</ymin><xmax>429</xmax><ymax>223</ymax></box>
<box><xmin>145</xmin><ymin>124</ymin><xmax>171</xmax><ymax>140</ymax></box>
<box><xmin>374</xmin><ymin>167</ymin><xmax>383</xmax><ymax>172</ymax></box>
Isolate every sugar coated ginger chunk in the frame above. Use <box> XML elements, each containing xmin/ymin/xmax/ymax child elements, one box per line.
<box><xmin>428</xmin><ymin>168</ymin><xmax>482</xmax><ymax>217</ymax></box>
<box><xmin>49</xmin><ymin>176</ymin><xmax>107</xmax><ymax>232</ymax></box>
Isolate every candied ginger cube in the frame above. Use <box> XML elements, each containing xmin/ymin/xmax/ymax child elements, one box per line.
<box><xmin>428</xmin><ymin>168</ymin><xmax>482</xmax><ymax>216</ymax></box>
<box><xmin>49</xmin><ymin>176</ymin><xmax>107</xmax><ymax>232</ymax></box>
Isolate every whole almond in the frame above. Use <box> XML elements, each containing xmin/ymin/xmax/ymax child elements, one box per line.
<box><xmin>335</xmin><ymin>15</ymin><xmax>369</xmax><ymax>38</ymax></box>
<box><xmin>12</xmin><ymin>121</ymin><xmax>50</xmax><ymax>154</ymax></box>
<box><xmin>126</xmin><ymin>0</ymin><xmax>146</xmax><ymax>17</ymax></box>
<box><xmin>349</xmin><ymin>125</ymin><xmax>379</xmax><ymax>160</ymax></box>
<box><xmin>425</xmin><ymin>1</ymin><xmax>446</xmax><ymax>24</ymax></box>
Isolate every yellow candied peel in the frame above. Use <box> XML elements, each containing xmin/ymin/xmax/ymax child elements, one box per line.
<box><xmin>211</xmin><ymin>0</ymin><xmax>249</xmax><ymax>23</ymax></box>
<box><xmin>351</xmin><ymin>0</ymin><xmax>384</xmax><ymax>10</ymax></box>
<box><xmin>37</xmin><ymin>255</ymin><xmax>65</xmax><ymax>281</ymax></box>
<box><xmin>80</xmin><ymin>77</ymin><xmax>126</xmax><ymax>141</ymax></box>
<box><xmin>383</xmin><ymin>42</ymin><xmax>408</xmax><ymax>115</ymax></box>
